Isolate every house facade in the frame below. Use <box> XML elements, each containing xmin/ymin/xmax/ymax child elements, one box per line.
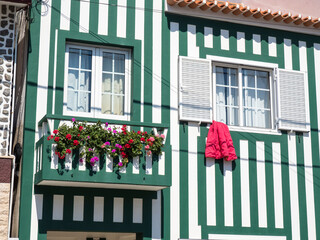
<box><xmin>18</xmin><ymin>0</ymin><xmax>320</xmax><ymax>240</ymax></box>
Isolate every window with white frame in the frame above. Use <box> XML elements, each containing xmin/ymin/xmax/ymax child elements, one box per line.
<box><xmin>214</xmin><ymin>65</ymin><xmax>272</xmax><ymax>129</ymax></box>
<box><xmin>64</xmin><ymin>44</ymin><xmax>131</xmax><ymax>120</ymax></box>
<box><xmin>179</xmin><ymin>56</ymin><xmax>309</xmax><ymax>132</ymax></box>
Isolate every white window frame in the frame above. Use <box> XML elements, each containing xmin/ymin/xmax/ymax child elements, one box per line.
<box><xmin>207</xmin><ymin>55</ymin><xmax>280</xmax><ymax>135</ymax></box>
<box><xmin>64</xmin><ymin>44</ymin><xmax>131</xmax><ymax>120</ymax></box>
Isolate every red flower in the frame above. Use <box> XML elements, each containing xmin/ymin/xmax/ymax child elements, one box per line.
<box><xmin>144</xmin><ymin>131</ymin><xmax>147</xmax><ymax>134</ymax></box>
<box><xmin>77</xmin><ymin>134</ymin><xmax>80</xmax><ymax>137</ymax></box>
<box><xmin>123</xmin><ymin>132</ymin><xmax>127</xmax><ymax>135</ymax></box>
<box><xmin>79</xmin><ymin>126</ymin><xmax>84</xmax><ymax>131</ymax></box>
<box><xmin>140</xmin><ymin>137</ymin><xmax>145</xmax><ymax>142</ymax></box>
<box><xmin>66</xmin><ymin>149</ymin><xmax>71</xmax><ymax>154</ymax></box>
<box><xmin>123</xmin><ymin>125</ymin><xmax>127</xmax><ymax>128</ymax></box>
<box><xmin>125</xmin><ymin>144</ymin><xmax>131</xmax><ymax>149</ymax></box>
<box><xmin>121</xmin><ymin>152</ymin><xmax>127</xmax><ymax>158</ymax></box>
<box><xmin>53</xmin><ymin>129</ymin><xmax>59</xmax><ymax>134</ymax></box>
<box><xmin>59</xmin><ymin>154</ymin><xmax>65</xmax><ymax>159</ymax></box>
<box><xmin>128</xmin><ymin>139</ymin><xmax>134</xmax><ymax>144</ymax></box>
<box><xmin>73</xmin><ymin>140</ymin><xmax>79</xmax><ymax>146</ymax></box>
<box><xmin>66</xmin><ymin>134</ymin><xmax>72</xmax><ymax>140</ymax></box>
<box><xmin>149</xmin><ymin>142</ymin><xmax>153</xmax><ymax>146</ymax></box>
<box><xmin>54</xmin><ymin>137</ymin><xmax>60</xmax><ymax>142</ymax></box>
<box><xmin>137</xmin><ymin>131</ymin><xmax>141</xmax><ymax>134</ymax></box>
<box><xmin>47</xmin><ymin>136</ymin><xmax>51</xmax><ymax>141</ymax></box>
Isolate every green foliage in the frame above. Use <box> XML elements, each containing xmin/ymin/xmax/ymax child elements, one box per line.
<box><xmin>47</xmin><ymin>119</ymin><xmax>165</xmax><ymax>169</ymax></box>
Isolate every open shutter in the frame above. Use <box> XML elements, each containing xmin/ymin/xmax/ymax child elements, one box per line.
<box><xmin>179</xmin><ymin>56</ymin><xmax>212</xmax><ymax>122</ymax></box>
<box><xmin>277</xmin><ymin>69</ymin><xmax>310</xmax><ymax>132</ymax></box>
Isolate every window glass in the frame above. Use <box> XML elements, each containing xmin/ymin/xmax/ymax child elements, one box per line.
<box><xmin>67</xmin><ymin>48</ymin><xmax>92</xmax><ymax>113</ymax></box>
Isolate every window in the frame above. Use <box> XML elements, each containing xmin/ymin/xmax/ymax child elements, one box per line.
<box><xmin>64</xmin><ymin>44</ymin><xmax>131</xmax><ymax>120</ymax></box>
<box><xmin>214</xmin><ymin>65</ymin><xmax>272</xmax><ymax>129</ymax></box>
<box><xmin>179</xmin><ymin>56</ymin><xmax>309</xmax><ymax>132</ymax></box>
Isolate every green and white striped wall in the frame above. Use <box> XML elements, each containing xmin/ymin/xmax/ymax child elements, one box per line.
<box><xmin>20</xmin><ymin>0</ymin><xmax>320</xmax><ymax>239</ymax></box>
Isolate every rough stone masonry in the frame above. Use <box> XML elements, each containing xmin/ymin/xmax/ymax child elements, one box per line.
<box><xmin>0</xmin><ymin>4</ymin><xmax>15</xmax><ymax>157</ymax></box>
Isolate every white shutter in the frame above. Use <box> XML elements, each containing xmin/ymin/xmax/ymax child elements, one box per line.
<box><xmin>277</xmin><ymin>69</ymin><xmax>310</xmax><ymax>132</ymax></box>
<box><xmin>179</xmin><ymin>56</ymin><xmax>212</xmax><ymax>122</ymax></box>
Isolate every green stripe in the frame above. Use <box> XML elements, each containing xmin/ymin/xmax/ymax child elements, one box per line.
<box><xmin>126</xmin><ymin>0</ymin><xmax>135</xmax><ymax>39</ymax></box>
<box><xmin>108</xmin><ymin>0</ymin><xmax>117</xmax><ymax>36</ymax></box>
<box><xmin>69</xmin><ymin>0</ymin><xmax>80</xmax><ymax>32</ymax></box>
<box><xmin>89</xmin><ymin>0</ymin><xmax>99</xmax><ymax>34</ymax></box>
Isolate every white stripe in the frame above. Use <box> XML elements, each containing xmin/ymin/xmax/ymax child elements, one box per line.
<box><xmin>303</xmin><ymin>133</ymin><xmax>317</xmax><ymax>240</ymax></box>
<box><xmin>52</xmin><ymin>29</ymin><xmax>58</xmax><ymax>115</ymax></box>
<box><xmin>284</xmin><ymin>39</ymin><xmax>292</xmax><ymax>70</ymax></box>
<box><xmin>188</xmin><ymin>123</ymin><xmax>201</xmax><ymax>237</ymax></box>
<box><xmin>240</xmin><ymin>140</ymin><xmax>250</xmax><ymax>227</ymax></box>
<box><xmin>272</xmin><ymin>142</ymin><xmax>284</xmax><ymax>228</ymax></box>
<box><xmin>300</xmin><ymin>42</ymin><xmax>316</xmax><ymax>240</ymax></box>
<box><xmin>152</xmin><ymin>191</ymin><xmax>161</xmax><ymax>240</ymax></box>
<box><xmin>93</xmin><ymin>197</ymin><xmax>104</xmax><ymax>222</ymax></box>
<box><xmin>135</xmin><ymin>0</ymin><xmax>145</xmax><ymax>123</ymax></box>
<box><xmin>52</xmin><ymin>195</ymin><xmax>64</xmax><ymax>220</ymax></box>
<box><xmin>224</xmin><ymin>160</ymin><xmax>233</xmax><ymax>226</ymax></box>
<box><xmin>133</xmin><ymin>198</ymin><xmax>143</xmax><ymax>223</ymax></box>
<box><xmin>35</xmin><ymin>194</ymin><xmax>43</xmax><ymax>220</ymax></box>
<box><xmin>113</xmin><ymin>197</ymin><xmax>124</xmax><ymax>222</ymax></box>
<box><xmin>170</xmin><ymin>21</ymin><xmax>180</xmax><ymax>240</ymax></box>
<box><xmin>221</xmin><ymin>29</ymin><xmax>229</xmax><ymax>50</ymax></box>
<box><xmin>79</xmin><ymin>0</ymin><xmax>90</xmax><ymax>33</ymax></box>
<box><xmin>237</xmin><ymin>32</ymin><xmax>245</xmax><ymax>53</ymax></box>
<box><xmin>288</xmin><ymin>132</ymin><xmax>300</xmax><ymax>240</ymax></box>
<box><xmin>65</xmin><ymin>151</ymin><xmax>72</xmax><ymax>170</ymax></box>
<box><xmin>106</xmin><ymin>155</ymin><xmax>113</xmax><ymax>172</ymax></box>
<box><xmin>253</xmin><ymin>34</ymin><xmax>261</xmax><ymax>55</ymax></box>
<box><xmin>146</xmin><ymin>154</ymin><xmax>152</xmax><ymax>175</ymax></box>
<box><xmin>158</xmin><ymin>152</ymin><xmax>165</xmax><ymax>175</ymax></box>
<box><xmin>132</xmin><ymin>156</ymin><xmax>140</xmax><ymax>174</ymax></box>
<box><xmin>204</xmin><ymin>27</ymin><xmax>213</xmax><ymax>48</ymax></box>
<box><xmin>98</xmin><ymin>0</ymin><xmax>109</xmax><ymax>35</ymax></box>
<box><xmin>256</xmin><ymin>141</ymin><xmax>267</xmax><ymax>228</ymax></box>
<box><xmin>187</xmin><ymin>25</ymin><xmax>199</xmax><ymax>57</ymax></box>
<box><xmin>60</xmin><ymin>0</ymin><xmax>71</xmax><ymax>30</ymax></box>
<box><xmin>51</xmin><ymin>144</ymin><xmax>58</xmax><ymax>169</ymax></box>
<box><xmin>268</xmin><ymin>36</ymin><xmax>277</xmax><ymax>57</ymax></box>
<box><xmin>206</xmin><ymin>158</ymin><xmax>216</xmax><ymax>226</ymax></box>
<box><xmin>73</xmin><ymin>196</ymin><xmax>84</xmax><ymax>221</ymax></box>
<box><xmin>208</xmin><ymin>234</ymin><xmax>286</xmax><ymax>240</ymax></box>
<box><xmin>79</xmin><ymin>148</ymin><xmax>86</xmax><ymax>171</ymax></box>
<box><xmin>117</xmin><ymin>0</ymin><xmax>127</xmax><ymax>38</ymax></box>
<box><xmin>152</xmin><ymin>0</ymin><xmax>162</xmax><ymax>123</ymax></box>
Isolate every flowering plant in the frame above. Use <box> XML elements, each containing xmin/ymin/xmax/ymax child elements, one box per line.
<box><xmin>47</xmin><ymin>119</ymin><xmax>165</xmax><ymax>169</ymax></box>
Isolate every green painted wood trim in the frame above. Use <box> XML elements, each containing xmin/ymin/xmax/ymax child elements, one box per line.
<box><xmin>69</xmin><ymin>0</ymin><xmax>80</xmax><ymax>32</ymax></box>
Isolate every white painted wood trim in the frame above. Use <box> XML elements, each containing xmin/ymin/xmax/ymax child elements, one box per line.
<box><xmin>240</xmin><ymin>140</ymin><xmax>250</xmax><ymax>227</ymax></box>
<box><xmin>117</xmin><ymin>0</ymin><xmax>127</xmax><ymax>38</ymax></box>
<box><xmin>237</xmin><ymin>32</ymin><xmax>245</xmax><ymax>53</ymax></box>
<box><xmin>224</xmin><ymin>160</ymin><xmax>233</xmax><ymax>227</ymax></box>
<box><xmin>73</xmin><ymin>196</ymin><xmax>84</xmax><ymax>221</ymax></box>
<box><xmin>221</xmin><ymin>29</ymin><xmax>229</xmax><ymax>50</ymax></box>
<box><xmin>79</xmin><ymin>0</ymin><xmax>90</xmax><ymax>33</ymax></box>
<box><xmin>113</xmin><ymin>197</ymin><xmax>124</xmax><ymax>223</ymax></box>
<box><xmin>204</xmin><ymin>27</ymin><xmax>213</xmax><ymax>48</ymax></box>
<box><xmin>253</xmin><ymin>34</ymin><xmax>261</xmax><ymax>55</ymax></box>
<box><xmin>133</xmin><ymin>198</ymin><xmax>143</xmax><ymax>224</ymax></box>
<box><xmin>60</xmin><ymin>0</ymin><xmax>71</xmax><ymax>30</ymax></box>
<box><xmin>52</xmin><ymin>195</ymin><xmax>64</xmax><ymax>220</ymax></box>
<box><xmin>132</xmin><ymin>156</ymin><xmax>140</xmax><ymax>174</ymax></box>
<box><xmin>146</xmin><ymin>154</ymin><xmax>152</xmax><ymax>175</ymax></box>
<box><xmin>93</xmin><ymin>197</ymin><xmax>104</xmax><ymax>222</ymax></box>
<box><xmin>268</xmin><ymin>36</ymin><xmax>277</xmax><ymax>57</ymax></box>
<box><xmin>206</xmin><ymin>158</ymin><xmax>216</xmax><ymax>226</ymax></box>
<box><xmin>98</xmin><ymin>0</ymin><xmax>109</xmax><ymax>35</ymax></box>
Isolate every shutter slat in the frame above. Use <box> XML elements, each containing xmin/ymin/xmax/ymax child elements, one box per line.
<box><xmin>179</xmin><ymin>56</ymin><xmax>212</xmax><ymax>122</ymax></box>
<box><xmin>278</xmin><ymin>69</ymin><xmax>309</xmax><ymax>131</ymax></box>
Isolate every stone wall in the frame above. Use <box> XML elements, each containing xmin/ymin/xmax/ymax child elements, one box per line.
<box><xmin>0</xmin><ymin>4</ymin><xmax>15</xmax><ymax>156</ymax></box>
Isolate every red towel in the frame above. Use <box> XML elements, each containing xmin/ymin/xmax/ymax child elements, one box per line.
<box><xmin>205</xmin><ymin>121</ymin><xmax>237</xmax><ymax>161</ymax></box>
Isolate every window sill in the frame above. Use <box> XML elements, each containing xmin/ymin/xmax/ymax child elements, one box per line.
<box><xmin>228</xmin><ymin>125</ymin><xmax>282</xmax><ymax>135</ymax></box>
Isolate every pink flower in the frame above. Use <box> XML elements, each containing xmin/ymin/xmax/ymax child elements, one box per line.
<box><xmin>149</xmin><ymin>137</ymin><xmax>155</xmax><ymax>142</ymax></box>
<box><xmin>101</xmin><ymin>144</ymin><xmax>105</xmax><ymax>148</ymax></box>
<box><xmin>105</xmin><ymin>122</ymin><xmax>109</xmax><ymax>127</ymax></box>
<box><xmin>147</xmin><ymin>150</ymin><xmax>152</xmax><ymax>156</ymax></box>
<box><xmin>156</xmin><ymin>134</ymin><xmax>159</xmax><ymax>137</ymax></box>
<box><xmin>79</xmin><ymin>158</ymin><xmax>83</xmax><ymax>163</ymax></box>
<box><xmin>108</xmin><ymin>128</ymin><xmax>112</xmax><ymax>131</ymax></box>
<box><xmin>90</xmin><ymin>158</ymin><xmax>95</xmax><ymax>163</ymax></box>
<box><xmin>161</xmin><ymin>134</ymin><xmax>165</xmax><ymax>139</ymax></box>
<box><xmin>72</xmin><ymin>118</ymin><xmax>76</xmax><ymax>122</ymax></box>
<box><xmin>118</xmin><ymin>162</ymin><xmax>123</xmax><ymax>167</ymax></box>
<box><xmin>145</xmin><ymin>145</ymin><xmax>150</xmax><ymax>150</ymax></box>
<box><xmin>87</xmin><ymin>136</ymin><xmax>90</xmax><ymax>139</ymax></box>
<box><xmin>105</xmin><ymin>141</ymin><xmax>110</xmax><ymax>145</ymax></box>
<box><xmin>112</xmin><ymin>149</ymin><xmax>116</xmax><ymax>153</ymax></box>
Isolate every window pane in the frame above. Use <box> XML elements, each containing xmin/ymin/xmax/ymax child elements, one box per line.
<box><xmin>230</xmin><ymin>68</ymin><xmax>238</xmax><ymax>86</ymax></box>
<box><xmin>257</xmin><ymin>90</ymin><xmax>270</xmax><ymax>109</ymax></box>
<box><xmin>229</xmin><ymin>88</ymin><xmax>238</xmax><ymax>106</ymax></box>
<box><xmin>114</xmin><ymin>53</ymin><xmax>125</xmax><ymax>73</ymax></box>
<box><xmin>113</xmin><ymin>95</ymin><xmax>124</xmax><ymax>115</ymax></box>
<box><xmin>256</xmin><ymin>109</ymin><xmax>271</xmax><ymax>128</ymax></box>
<box><xmin>69</xmin><ymin>48</ymin><xmax>80</xmax><ymax>68</ymax></box>
<box><xmin>67</xmin><ymin>90</ymin><xmax>78</xmax><ymax>112</ymax></box>
<box><xmin>228</xmin><ymin>107</ymin><xmax>239</xmax><ymax>126</ymax></box>
<box><xmin>243</xmin><ymin>108</ymin><xmax>255</xmax><ymax>127</ymax></box>
<box><xmin>78</xmin><ymin>92</ymin><xmax>91</xmax><ymax>112</ymax></box>
<box><xmin>79</xmin><ymin>71</ymin><xmax>91</xmax><ymax>91</ymax></box>
<box><xmin>216</xmin><ymin>86</ymin><xmax>228</xmax><ymax>105</ymax></box>
<box><xmin>243</xmin><ymin>89</ymin><xmax>256</xmax><ymax>107</ymax></box>
<box><xmin>257</xmin><ymin>70</ymin><xmax>269</xmax><ymax>89</ymax></box>
<box><xmin>114</xmin><ymin>74</ymin><xmax>125</xmax><ymax>94</ymax></box>
<box><xmin>101</xmin><ymin>94</ymin><xmax>112</xmax><ymax>114</ymax></box>
<box><xmin>216</xmin><ymin>67</ymin><xmax>228</xmax><ymax>85</ymax></box>
<box><xmin>81</xmin><ymin>50</ymin><xmax>92</xmax><ymax>70</ymax></box>
<box><xmin>102</xmin><ymin>74</ymin><xmax>112</xmax><ymax>93</ymax></box>
<box><xmin>103</xmin><ymin>52</ymin><xmax>113</xmax><ymax>72</ymax></box>
<box><xmin>242</xmin><ymin>69</ymin><xmax>255</xmax><ymax>88</ymax></box>
<box><xmin>68</xmin><ymin>70</ymin><xmax>78</xmax><ymax>90</ymax></box>
<box><xmin>216</xmin><ymin>105</ymin><xmax>227</xmax><ymax>123</ymax></box>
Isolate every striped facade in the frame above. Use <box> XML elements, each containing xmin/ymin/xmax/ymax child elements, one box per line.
<box><xmin>19</xmin><ymin>0</ymin><xmax>320</xmax><ymax>240</ymax></box>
